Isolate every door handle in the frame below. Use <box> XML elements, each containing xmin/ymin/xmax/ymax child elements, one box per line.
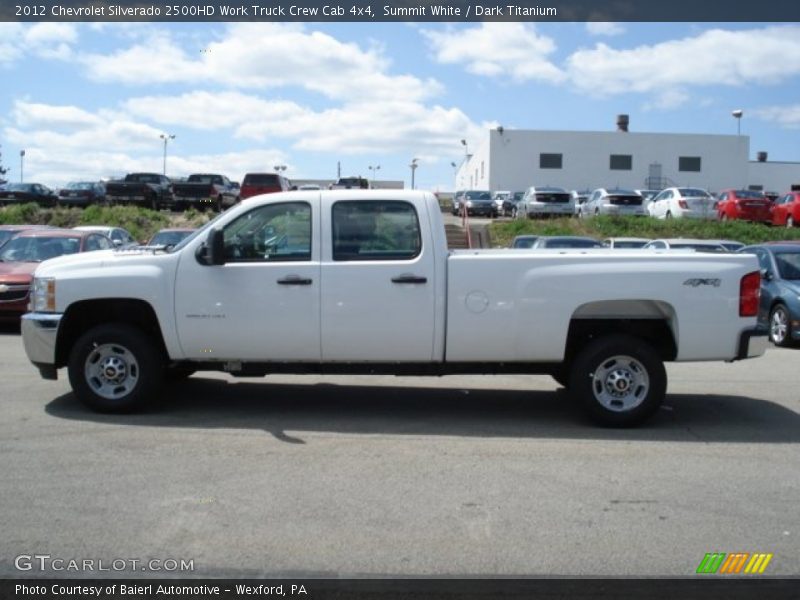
<box><xmin>391</xmin><ymin>274</ymin><xmax>427</xmax><ymax>284</ymax></box>
<box><xmin>277</xmin><ymin>276</ymin><xmax>313</xmax><ymax>285</ymax></box>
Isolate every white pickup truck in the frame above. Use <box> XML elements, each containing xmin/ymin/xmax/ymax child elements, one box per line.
<box><xmin>21</xmin><ymin>190</ymin><xmax>767</xmax><ymax>426</ymax></box>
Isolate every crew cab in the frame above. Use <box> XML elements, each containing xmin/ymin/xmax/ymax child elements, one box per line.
<box><xmin>21</xmin><ymin>191</ymin><xmax>767</xmax><ymax>427</ymax></box>
<box><xmin>105</xmin><ymin>173</ymin><xmax>174</xmax><ymax>210</ymax></box>
<box><xmin>172</xmin><ymin>174</ymin><xmax>240</xmax><ymax>212</ymax></box>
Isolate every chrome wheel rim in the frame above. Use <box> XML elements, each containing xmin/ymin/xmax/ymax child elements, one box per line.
<box><xmin>771</xmin><ymin>309</ymin><xmax>788</xmax><ymax>344</ymax></box>
<box><xmin>591</xmin><ymin>355</ymin><xmax>650</xmax><ymax>412</ymax></box>
<box><xmin>84</xmin><ymin>343</ymin><xmax>139</xmax><ymax>400</ymax></box>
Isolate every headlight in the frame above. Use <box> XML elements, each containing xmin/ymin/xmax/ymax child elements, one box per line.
<box><xmin>466</xmin><ymin>201</ymin><xmax>473</xmax><ymax>207</ymax></box>
<box><xmin>30</xmin><ymin>277</ymin><xmax>56</xmax><ymax>312</ymax></box>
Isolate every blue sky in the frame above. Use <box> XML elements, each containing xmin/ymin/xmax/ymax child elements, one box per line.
<box><xmin>1</xmin><ymin>21</ymin><xmax>800</xmax><ymax>190</ymax></box>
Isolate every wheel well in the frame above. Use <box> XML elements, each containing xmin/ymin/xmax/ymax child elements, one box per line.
<box><xmin>55</xmin><ymin>299</ymin><xmax>167</xmax><ymax>367</ymax></box>
<box><xmin>565</xmin><ymin>318</ymin><xmax>677</xmax><ymax>364</ymax></box>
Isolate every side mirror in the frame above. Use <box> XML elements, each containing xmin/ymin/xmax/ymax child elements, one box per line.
<box><xmin>760</xmin><ymin>268</ymin><xmax>773</xmax><ymax>282</ymax></box>
<box><xmin>196</xmin><ymin>228</ymin><xmax>225</xmax><ymax>266</ymax></box>
<box><xmin>113</xmin><ymin>239</ymin><xmax>123</xmax><ymax>247</ymax></box>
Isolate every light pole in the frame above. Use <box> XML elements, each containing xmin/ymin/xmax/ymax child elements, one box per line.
<box><xmin>274</xmin><ymin>164</ymin><xmax>287</xmax><ymax>176</ymax></box>
<box><xmin>409</xmin><ymin>158</ymin><xmax>419</xmax><ymax>190</ymax></box>
<box><xmin>368</xmin><ymin>164</ymin><xmax>381</xmax><ymax>188</ymax></box>
<box><xmin>732</xmin><ymin>109</ymin><xmax>743</xmax><ymax>136</ymax></box>
<box><xmin>159</xmin><ymin>134</ymin><xmax>175</xmax><ymax>175</ymax></box>
<box><xmin>460</xmin><ymin>138</ymin><xmax>469</xmax><ymax>158</ymax></box>
<box><xmin>19</xmin><ymin>149</ymin><xmax>25</xmax><ymax>183</ymax></box>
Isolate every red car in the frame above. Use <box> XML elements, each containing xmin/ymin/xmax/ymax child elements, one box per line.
<box><xmin>240</xmin><ymin>172</ymin><xmax>292</xmax><ymax>200</ymax></box>
<box><xmin>0</xmin><ymin>229</ymin><xmax>113</xmax><ymax>321</ymax></box>
<box><xmin>770</xmin><ymin>191</ymin><xmax>800</xmax><ymax>228</ymax></box>
<box><xmin>716</xmin><ymin>189</ymin><xmax>772</xmax><ymax>223</ymax></box>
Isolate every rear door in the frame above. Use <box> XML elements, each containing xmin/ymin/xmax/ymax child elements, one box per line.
<box><xmin>320</xmin><ymin>198</ymin><xmax>436</xmax><ymax>361</ymax></box>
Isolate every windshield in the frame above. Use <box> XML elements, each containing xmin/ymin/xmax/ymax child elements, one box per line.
<box><xmin>66</xmin><ymin>182</ymin><xmax>93</xmax><ymax>190</ymax></box>
<box><xmin>775</xmin><ymin>252</ymin><xmax>800</xmax><ymax>280</ymax></box>
<box><xmin>535</xmin><ymin>193</ymin><xmax>570</xmax><ymax>203</ymax></box>
<box><xmin>0</xmin><ymin>236</ymin><xmax>81</xmax><ymax>262</ymax></box>
<box><xmin>465</xmin><ymin>191</ymin><xmax>491</xmax><ymax>200</ymax></box>
<box><xmin>244</xmin><ymin>174</ymin><xmax>280</xmax><ymax>186</ymax></box>
<box><xmin>734</xmin><ymin>190</ymin><xmax>765</xmax><ymax>199</ymax></box>
<box><xmin>613</xmin><ymin>240</ymin><xmax>648</xmax><ymax>248</ymax></box>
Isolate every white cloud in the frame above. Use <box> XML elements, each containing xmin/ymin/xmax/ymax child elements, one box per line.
<box><xmin>0</xmin><ymin>23</ymin><xmax>78</xmax><ymax>65</ymax></box>
<box><xmin>585</xmin><ymin>23</ymin><xmax>625</xmax><ymax>37</ymax></box>
<box><xmin>567</xmin><ymin>26</ymin><xmax>800</xmax><ymax>96</ymax></box>
<box><xmin>123</xmin><ymin>91</ymin><xmax>484</xmax><ymax>156</ymax></box>
<box><xmin>753</xmin><ymin>104</ymin><xmax>800</xmax><ymax>129</ymax></box>
<box><xmin>80</xmin><ymin>23</ymin><xmax>441</xmax><ymax>103</ymax></box>
<box><xmin>421</xmin><ymin>23</ymin><xmax>565</xmax><ymax>84</ymax></box>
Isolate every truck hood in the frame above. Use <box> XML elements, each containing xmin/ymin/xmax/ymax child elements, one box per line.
<box><xmin>33</xmin><ymin>248</ymin><xmax>171</xmax><ymax>278</ymax></box>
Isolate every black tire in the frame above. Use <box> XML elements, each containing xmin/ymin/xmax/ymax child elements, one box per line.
<box><xmin>215</xmin><ymin>196</ymin><xmax>223</xmax><ymax>213</ymax></box>
<box><xmin>67</xmin><ymin>323</ymin><xmax>164</xmax><ymax>413</ymax></box>
<box><xmin>569</xmin><ymin>334</ymin><xmax>666</xmax><ymax>427</ymax></box>
<box><xmin>769</xmin><ymin>304</ymin><xmax>792</xmax><ymax>347</ymax></box>
<box><xmin>787</xmin><ymin>216</ymin><xmax>794</xmax><ymax>229</ymax></box>
<box><xmin>550</xmin><ymin>366</ymin><xmax>571</xmax><ymax>389</ymax></box>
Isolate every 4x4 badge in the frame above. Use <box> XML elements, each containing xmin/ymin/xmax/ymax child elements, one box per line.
<box><xmin>683</xmin><ymin>278</ymin><xmax>721</xmax><ymax>287</ymax></box>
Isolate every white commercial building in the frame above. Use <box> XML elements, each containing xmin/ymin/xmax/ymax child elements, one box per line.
<box><xmin>456</xmin><ymin>120</ymin><xmax>800</xmax><ymax>195</ymax></box>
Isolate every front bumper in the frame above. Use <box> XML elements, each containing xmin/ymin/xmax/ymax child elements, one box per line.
<box><xmin>21</xmin><ymin>312</ymin><xmax>63</xmax><ymax>379</ymax></box>
<box><xmin>734</xmin><ymin>326</ymin><xmax>769</xmax><ymax>360</ymax></box>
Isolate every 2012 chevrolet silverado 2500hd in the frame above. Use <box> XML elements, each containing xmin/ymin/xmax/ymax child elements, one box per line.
<box><xmin>21</xmin><ymin>190</ymin><xmax>767</xmax><ymax>426</ymax></box>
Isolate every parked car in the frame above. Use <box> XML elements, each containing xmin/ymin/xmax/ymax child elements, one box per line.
<box><xmin>532</xmin><ymin>236</ymin><xmax>603</xmax><ymax>249</ymax></box>
<box><xmin>147</xmin><ymin>228</ymin><xmax>195</xmax><ymax>247</ymax></box>
<box><xmin>57</xmin><ymin>181</ymin><xmax>106</xmax><ymax>208</ymax></box>
<box><xmin>635</xmin><ymin>189</ymin><xmax>660</xmax><ymax>215</ymax></box>
<box><xmin>571</xmin><ymin>190</ymin><xmax>591</xmax><ymax>217</ymax></box>
<box><xmin>329</xmin><ymin>176</ymin><xmax>369</xmax><ymax>190</ymax></box>
<box><xmin>0</xmin><ymin>225</ymin><xmax>53</xmax><ymax>248</ymax></box>
<box><xmin>716</xmin><ymin>189</ymin><xmax>772</xmax><ymax>223</ymax></box>
<box><xmin>581</xmin><ymin>188</ymin><xmax>645</xmax><ymax>218</ymax></box>
<box><xmin>770</xmin><ymin>191</ymin><xmax>800</xmax><ymax>228</ymax></box>
<box><xmin>603</xmin><ymin>237</ymin><xmax>649</xmax><ymax>249</ymax></box>
<box><xmin>240</xmin><ymin>172</ymin><xmax>292</xmax><ymax>199</ymax></box>
<box><xmin>516</xmin><ymin>186</ymin><xmax>573</xmax><ymax>218</ymax></box>
<box><xmin>0</xmin><ymin>229</ymin><xmax>113</xmax><ymax>321</ymax></box>
<box><xmin>648</xmin><ymin>187</ymin><xmax>716</xmax><ymax>219</ymax></box>
<box><xmin>73</xmin><ymin>226</ymin><xmax>138</xmax><ymax>248</ymax></box>
<box><xmin>491</xmin><ymin>191</ymin><xmax>513</xmax><ymax>216</ymax></box>
<box><xmin>738</xmin><ymin>243</ymin><xmax>800</xmax><ymax>346</ymax></box>
<box><xmin>643</xmin><ymin>239</ymin><xmax>727</xmax><ymax>252</ymax></box>
<box><xmin>460</xmin><ymin>190</ymin><xmax>496</xmax><ymax>217</ymax></box>
<box><xmin>451</xmin><ymin>190</ymin><xmax>466</xmax><ymax>216</ymax></box>
<box><xmin>0</xmin><ymin>183</ymin><xmax>58</xmax><ymax>207</ymax></box>
<box><xmin>510</xmin><ymin>235</ymin><xmax>539</xmax><ymax>249</ymax></box>
<box><xmin>105</xmin><ymin>173</ymin><xmax>174</xmax><ymax>210</ymax></box>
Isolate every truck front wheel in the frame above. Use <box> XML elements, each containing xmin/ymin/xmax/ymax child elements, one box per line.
<box><xmin>67</xmin><ymin>324</ymin><xmax>164</xmax><ymax>413</ymax></box>
<box><xmin>569</xmin><ymin>335</ymin><xmax>666</xmax><ymax>427</ymax></box>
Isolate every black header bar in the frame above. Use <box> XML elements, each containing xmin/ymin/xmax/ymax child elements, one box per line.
<box><xmin>3</xmin><ymin>0</ymin><xmax>800</xmax><ymax>22</ymax></box>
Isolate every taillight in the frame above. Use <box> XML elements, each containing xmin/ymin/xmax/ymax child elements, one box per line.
<box><xmin>739</xmin><ymin>271</ymin><xmax>761</xmax><ymax>317</ymax></box>
<box><xmin>678</xmin><ymin>200</ymin><xmax>689</xmax><ymax>209</ymax></box>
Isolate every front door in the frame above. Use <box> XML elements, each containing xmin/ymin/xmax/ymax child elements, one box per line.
<box><xmin>174</xmin><ymin>199</ymin><xmax>321</xmax><ymax>361</ymax></box>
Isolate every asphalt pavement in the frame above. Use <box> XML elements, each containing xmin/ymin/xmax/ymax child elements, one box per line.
<box><xmin>1</xmin><ymin>325</ymin><xmax>798</xmax><ymax>578</ymax></box>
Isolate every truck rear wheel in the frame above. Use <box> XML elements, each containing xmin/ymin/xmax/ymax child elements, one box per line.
<box><xmin>569</xmin><ymin>334</ymin><xmax>666</xmax><ymax>427</ymax></box>
<box><xmin>67</xmin><ymin>324</ymin><xmax>164</xmax><ymax>413</ymax></box>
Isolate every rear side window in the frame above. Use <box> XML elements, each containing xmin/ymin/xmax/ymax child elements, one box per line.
<box><xmin>332</xmin><ymin>201</ymin><xmax>421</xmax><ymax>261</ymax></box>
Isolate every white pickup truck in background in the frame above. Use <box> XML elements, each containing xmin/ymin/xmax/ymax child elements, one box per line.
<box><xmin>22</xmin><ymin>190</ymin><xmax>767</xmax><ymax>426</ymax></box>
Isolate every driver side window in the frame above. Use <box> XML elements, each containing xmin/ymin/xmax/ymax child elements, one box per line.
<box><xmin>222</xmin><ymin>202</ymin><xmax>311</xmax><ymax>262</ymax></box>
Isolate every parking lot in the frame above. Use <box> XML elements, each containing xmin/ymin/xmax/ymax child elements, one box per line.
<box><xmin>1</xmin><ymin>325</ymin><xmax>798</xmax><ymax>578</ymax></box>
